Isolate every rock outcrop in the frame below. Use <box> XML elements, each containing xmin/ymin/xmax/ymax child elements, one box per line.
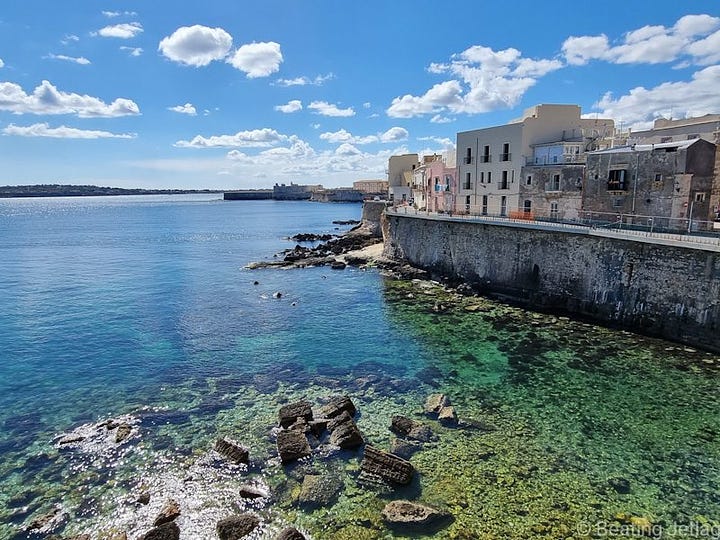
<box><xmin>360</xmin><ymin>446</ymin><xmax>415</xmax><ymax>485</ymax></box>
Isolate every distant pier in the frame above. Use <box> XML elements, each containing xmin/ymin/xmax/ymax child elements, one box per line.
<box><xmin>223</xmin><ymin>190</ymin><xmax>273</xmax><ymax>200</ymax></box>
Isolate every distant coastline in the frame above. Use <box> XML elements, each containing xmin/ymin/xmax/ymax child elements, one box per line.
<box><xmin>0</xmin><ymin>184</ymin><xmax>223</xmax><ymax>198</ymax></box>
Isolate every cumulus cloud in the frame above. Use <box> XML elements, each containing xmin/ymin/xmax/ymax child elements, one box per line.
<box><xmin>45</xmin><ymin>54</ymin><xmax>91</xmax><ymax>65</ymax></box>
<box><xmin>274</xmin><ymin>100</ymin><xmax>302</xmax><ymax>113</ymax></box>
<box><xmin>561</xmin><ymin>13</ymin><xmax>720</xmax><ymax>66</ymax></box>
<box><xmin>308</xmin><ymin>101</ymin><xmax>355</xmax><ymax>117</ymax></box>
<box><xmin>168</xmin><ymin>103</ymin><xmax>197</xmax><ymax>115</ymax></box>
<box><xmin>0</xmin><ymin>80</ymin><xmax>140</xmax><ymax>117</ymax></box>
<box><xmin>594</xmin><ymin>65</ymin><xmax>720</xmax><ymax>129</ymax></box>
<box><xmin>61</xmin><ymin>34</ymin><xmax>79</xmax><ymax>45</ymax></box>
<box><xmin>0</xmin><ymin>58</ymin><xmax>4</xmax><ymax>68</ymax></box>
<box><xmin>275</xmin><ymin>73</ymin><xmax>333</xmax><ymax>86</ymax></box>
<box><xmin>430</xmin><ymin>114</ymin><xmax>452</xmax><ymax>124</ymax></box>
<box><xmin>380</xmin><ymin>127</ymin><xmax>408</xmax><ymax>142</ymax></box>
<box><xmin>418</xmin><ymin>136</ymin><xmax>454</xmax><ymax>147</ymax></box>
<box><xmin>318</xmin><ymin>127</ymin><xmax>408</xmax><ymax>145</ymax></box>
<box><xmin>96</xmin><ymin>22</ymin><xmax>144</xmax><ymax>39</ymax></box>
<box><xmin>102</xmin><ymin>10</ymin><xmax>137</xmax><ymax>18</ymax></box>
<box><xmin>174</xmin><ymin>128</ymin><xmax>289</xmax><ymax>148</ymax></box>
<box><xmin>3</xmin><ymin>122</ymin><xmax>136</xmax><ymax>139</ymax></box>
<box><xmin>120</xmin><ymin>46</ymin><xmax>143</xmax><ymax>57</ymax></box>
<box><xmin>227</xmin><ymin>42</ymin><xmax>283</xmax><ymax>77</ymax></box>
<box><xmin>159</xmin><ymin>25</ymin><xmax>233</xmax><ymax>67</ymax></box>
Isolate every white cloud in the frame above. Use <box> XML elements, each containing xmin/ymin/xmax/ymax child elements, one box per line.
<box><xmin>102</xmin><ymin>10</ymin><xmax>137</xmax><ymax>18</ymax></box>
<box><xmin>311</xmin><ymin>123</ymin><xmax>321</xmax><ymax>129</ymax></box>
<box><xmin>686</xmin><ymin>30</ymin><xmax>720</xmax><ymax>65</ymax></box>
<box><xmin>594</xmin><ymin>65</ymin><xmax>720</xmax><ymax>129</ymax></box>
<box><xmin>320</xmin><ymin>129</ymin><xmax>377</xmax><ymax>145</ymax></box>
<box><xmin>61</xmin><ymin>34</ymin><xmax>79</xmax><ymax>45</ymax></box>
<box><xmin>3</xmin><ymin>122</ymin><xmax>136</xmax><ymax>139</ymax></box>
<box><xmin>120</xmin><ymin>46</ymin><xmax>143</xmax><ymax>57</ymax></box>
<box><xmin>674</xmin><ymin>14</ymin><xmax>720</xmax><ymax>37</ymax></box>
<box><xmin>380</xmin><ymin>126</ymin><xmax>408</xmax><ymax>143</ymax></box>
<box><xmin>168</xmin><ymin>103</ymin><xmax>197</xmax><ymax>116</ymax></box>
<box><xmin>363</xmin><ymin>102</ymin><xmax>371</xmax><ymax>109</ymax></box>
<box><xmin>96</xmin><ymin>22</ymin><xmax>143</xmax><ymax>39</ymax></box>
<box><xmin>0</xmin><ymin>80</ymin><xmax>140</xmax><ymax>117</ymax></box>
<box><xmin>159</xmin><ymin>25</ymin><xmax>232</xmax><ymax>67</ymax></box>
<box><xmin>387</xmin><ymin>80</ymin><xmax>463</xmax><ymax>118</ymax></box>
<box><xmin>227</xmin><ymin>42</ymin><xmax>282</xmax><ymax>78</ymax></box>
<box><xmin>308</xmin><ymin>101</ymin><xmax>355</xmax><ymax>117</ymax></box>
<box><xmin>274</xmin><ymin>99</ymin><xmax>302</xmax><ymax>113</ymax></box>
<box><xmin>46</xmin><ymin>54</ymin><xmax>91</xmax><ymax>65</ymax></box>
<box><xmin>0</xmin><ymin>58</ymin><xmax>4</xmax><ymax>68</ymax></box>
<box><xmin>561</xmin><ymin>35</ymin><xmax>610</xmax><ymax>65</ymax></box>
<box><xmin>418</xmin><ymin>136</ymin><xmax>454</xmax><ymax>147</ymax></box>
<box><xmin>274</xmin><ymin>73</ymin><xmax>333</xmax><ymax>86</ymax></box>
<box><xmin>430</xmin><ymin>114</ymin><xmax>452</xmax><ymax>124</ymax></box>
<box><xmin>174</xmin><ymin>128</ymin><xmax>288</xmax><ymax>148</ymax></box>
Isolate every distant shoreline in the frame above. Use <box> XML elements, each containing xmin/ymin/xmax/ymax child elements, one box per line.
<box><xmin>0</xmin><ymin>185</ymin><xmax>223</xmax><ymax>198</ymax></box>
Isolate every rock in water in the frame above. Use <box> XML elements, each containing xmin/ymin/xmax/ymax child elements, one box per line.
<box><xmin>437</xmin><ymin>406</ymin><xmax>458</xmax><ymax>427</ymax></box>
<box><xmin>327</xmin><ymin>411</ymin><xmax>364</xmax><ymax>449</ymax></box>
<box><xmin>360</xmin><ymin>446</ymin><xmax>414</xmax><ymax>485</ymax></box>
<box><xmin>315</xmin><ymin>396</ymin><xmax>357</xmax><ymax>419</ymax></box>
<box><xmin>389</xmin><ymin>438</ymin><xmax>423</xmax><ymax>459</ymax></box>
<box><xmin>153</xmin><ymin>499</ymin><xmax>181</xmax><ymax>526</ymax></box>
<box><xmin>608</xmin><ymin>477</ymin><xmax>631</xmax><ymax>494</ymax></box>
<box><xmin>424</xmin><ymin>394</ymin><xmax>451</xmax><ymax>418</ymax></box>
<box><xmin>216</xmin><ymin>514</ymin><xmax>260</xmax><ymax>540</ymax></box>
<box><xmin>382</xmin><ymin>500</ymin><xmax>450</xmax><ymax>532</ymax></box>
<box><xmin>215</xmin><ymin>438</ymin><xmax>249</xmax><ymax>464</ymax></box>
<box><xmin>277</xmin><ymin>430</ymin><xmax>311</xmax><ymax>463</ymax></box>
<box><xmin>278</xmin><ymin>400</ymin><xmax>313</xmax><ymax>428</ymax></box>
<box><xmin>277</xmin><ymin>527</ymin><xmax>306</xmax><ymax>540</ymax></box>
<box><xmin>58</xmin><ymin>434</ymin><xmax>85</xmax><ymax>445</ymax></box>
<box><xmin>390</xmin><ymin>416</ymin><xmax>435</xmax><ymax>442</ymax></box>
<box><xmin>115</xmin><ymin>423</ymin><xmax>132</xmax><ymax>443</ymax></box>
<box><xmin>138</xmin><ymin>521</ymin><xmax>180</xmax><ymax>540</ymax></box>
<box><xmin>238</xmin><ymin>484</ymin><xmax>269</xmax><ymax>499</ymax></box>
<box><xmin>298</xmin><ymin>474</ymin><xmax>343</xmax><ymax>509</ymax></box>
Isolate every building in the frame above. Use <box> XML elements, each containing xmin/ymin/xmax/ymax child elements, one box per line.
<box><xmin>273</xmin><ymin>183</ymin><xmax>323</xmax><ymax>200</ymax></box>
<box><xmin>411</xmin><ymin>152</ymin><xmax>457</xmax><ymax>212</ymax></box>
<box><xmin>353</xmin><ymin>179</ymin><xmax>388</xmax><ymax>196</ymax></box>
<box><xmin>583</xmin><ymin>139</ymin><xmax>717</xmax><ymax>231</ymax></box>
<box><xmin>629</xmin><ymin>115</ymin><xmax>720</xmax><ymax>145</ymax></box>
<box><xmin>455</xmin><ymin>104</ymin><xmax>614</xmax><ymax>215</ymax></box>
<box><xmin>387</xmin><ymin>153</ymin><xmax>419</xmax><ymax>203</ymax></box>
<box><xmin>311</xmin><ymin>187</ymin><xmax>364</xmax><ymax>203</ymax></box>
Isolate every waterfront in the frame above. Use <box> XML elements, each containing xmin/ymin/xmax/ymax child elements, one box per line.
<box><xmin>1</xmin><ymin>195</ymin><xmax>720</xmax><ymax>539</ymax></box>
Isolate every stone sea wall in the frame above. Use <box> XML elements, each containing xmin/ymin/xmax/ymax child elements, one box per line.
<box><xmin>383</xmin><ymin>213</ymin><xmax>720</xmax><ymax>352</ymax></box>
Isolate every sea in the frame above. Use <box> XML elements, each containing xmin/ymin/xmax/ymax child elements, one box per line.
<box><xmin>1</xmin><ymin>194</ymin><xmax>719</xmax><ymax>539</ymax></box>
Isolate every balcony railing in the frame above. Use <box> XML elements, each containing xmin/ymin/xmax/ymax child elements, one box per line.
<box><xmin>462</xmin><ymin>182</ymin><xmax>472</xmax><ymax>190</ymax></box>
<box><xmin>480</xmin><ymin>155</ymin><xmax>491</xmax><ymax>163</ymax></box>
<box><xmin>500</xmin><ymin>152</ymin><xmax>512</xmax><ymax>161</ymax></box>
<box><xmin>464</xmin><ymin>156</ymin><xmax>473</xmax><ymax>164</ymax></box>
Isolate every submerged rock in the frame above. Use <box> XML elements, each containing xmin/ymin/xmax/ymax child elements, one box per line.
<box><xmin>279</xmin><ymin>400</ymin><xmax>313</xmax><ymax>428</ymax></box>
<box><xmin>360</xmin><ymin>445</ymin><xmax>414</xmax><ymax>485</ymax></box>
<box><xmin>298</xmin><ymin>473</ymin><xmax>343</xmax><ymax>509</ymax></box>
<box><xmin>608</xmin><ymin>476</ymin><xmax>631</xmax><ymax>494</ymax></box>
<box><xmin>277</xmin><ymin>430</ymin><xmax>311</xmax><ymax>464</ymax></box>
<box><xmin>424</xmin><ymin>394</ymin><xmax>451</xmax><ymax>418</ymax></box>
<box><xmin>238</xmin><ymin>484</ymin><xmax>269</xmax><ymax>499</ymax></box>
<box><xmin>115</xmin><ymin>423</ymin><xmax>132</xmax><ymax>443</ymax></box>
<box><xmin>327</xmin><ymin>411</ymin><xmax>364</xmax><ymax>449</ymax></box>
<box><xmin>26</xmin><ymin>505</ymin><xmax>63</xmax><ymax>532</ymax></box>
<box><xmin>215</xmin><ymin>438</ymin><xmax>249</xmax><ymax>464</ymax></box>
<box><xmin>438</xmin><ymin>406</ymin><xmax>458</xmax><ymax>427</ymax></box>
<box><xmin>216</xmin><ymin>514</ymin><xmax>260</xmax><ymax>540</ymax></box>
<box><xmin>382</xmin><ymin>500</ymin><xmax>451</xmax><ymax>532</ymax></box>
<box><xmin>58</xmin><ymin>434</ymin><xmax>85</xmax><ymax>445</ymax></box>
<box><xmin>390</xmin><ymin>416</ymin><xmax>435</xmax><ymax>442</ymax></box>
<box><xmin>277</xmin><ymin>527</ymin><xmax>306</xmax><ymax>540</ymax></box>
<box><xmin>138</xmin><ymin>521</ymin><xmax>180</xmax><ymax>540</ymax></box>
<box><xmin>389</xmin><ymin>438</ymin><xmax>423</xmax><ymax>459</ymax></box>
<box><xmin>153</xmin><ymin>499</ymin><xmax>181</xmax><ymax>526</ymax></box>
<box><xmin>315</xmin><ymin>395</ymin><xmax>357</xmax><ymax>419</ymax></box>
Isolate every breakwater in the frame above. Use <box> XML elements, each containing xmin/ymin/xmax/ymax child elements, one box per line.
<box><xmin>383</xmin><ymin>211</ymin><xmax>720</xmax><ymax>352</ymax></box>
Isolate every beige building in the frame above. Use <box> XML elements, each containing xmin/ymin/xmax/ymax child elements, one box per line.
<box><xmin>455</xmin><ymin>104</ymin><xmax>614</xmax><ymax>215</ymax></box>
<box><xmin>387</xmin><ymin>153</ymin><xmax>419</xmax><ymax>202</ymax></box>
<box><xmin>629</xmin><ymin>115</ymin><xmax>720</xmax><ymax>145</ymax></box>
<box><xmin>353</xmin><ymin>179</ymin><xmax>388</xmax><ymax>194</ymax></box>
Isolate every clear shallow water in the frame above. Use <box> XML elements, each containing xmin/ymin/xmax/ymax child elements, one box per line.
<box><xmin>0</xmin><ymin>195</ymin><xmax>719</xmax><ymax>539</ymax></box>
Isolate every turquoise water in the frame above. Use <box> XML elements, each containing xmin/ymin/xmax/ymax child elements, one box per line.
<box><xmin>1</xmin><ymin>195</ymin><xmax>719</xmax><ymax>539</ymax></box>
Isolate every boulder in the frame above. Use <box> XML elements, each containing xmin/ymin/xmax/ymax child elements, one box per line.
<box><xmin>238</xmin><ymin>484</ymin><xmax>269</xmax><ymax>499</ymax></box>
<box><xmin>215</xmin><ymin>438</ymin><xmax>249</xmax><ymax>464</ymax></box>
<box><xmin>216</xmin><ymin>514</ymin><xmax>260</xmax><ymax>540</ymax></box>
<box><xmin>330</xmin><ymin>261</ymin><xmax>346</xmax><ymax>270</ymax></box>
<box><xmin>360</xmin><ymin>446</ymin><xmax>414</xmax><ymax>485</ymax></box>
<box><xmin>153</xmin><ymin>499</ymin><xmax>181</xmax><ymax>526</ymax></box>
<box><xmin>58</xmin><ymin>434</ymin><xmax>85</xmax><ymax>445</ymax></box>
<box><xmin>26</xmin><ymin>506</ymin><xmax>63</xmax><ymax>532</ymax></box>
<box><xmin>608</xmin><ymin>477</ymin><xmax>631</xmax><ymax>494</ymax></box>
<box><xmin>327</xmin><ymin>412</ymin><xmax>364</xmax><ymax>449</ymax></box>
<box><xmin>115</xmin><ymin>423</ymin><xmax>132</xmax><ymax>443</ymax></box>
<box><xmin>279</xmin><ymin>400</ymin><xmax>313</xmax><ymax>428</ymax></box>
<box><xmin>389</xmin><ymin>438</ymin><xmax>423</xmax><ymax>460</ymax></box>
<box><xmin>315</xmin><ymin>396</ymin><xmax>357</xmax><ymax>419</ymax></box>
<box><xmin>277</xmin><ymin>430</ymin><xmax>311</xmax><ymax>464</ymax></box>
<box><xmin>138</xmin><ymin>521</ymin><xmax>180</xmax><ymax>540</ymax></box>
<box><xmin>382</xmin><ymin>500</ymin><xmax>450</xmax><ymax>532</ymax></box>
<box><xmin>424</xmin><ymin>394</ymin><xmax>451</xmax><ymax>418</ymax></box>
<box><xmin>438</xmin><ymin>406</ymin><xmax>458</xmax><ymax>427</ymax></box>
<box><xmin>308</xmin><ymin>419</ymin><xmax>328</xmax><ymax>437</ymax></box>
<box><xmin>298</xmin><ymin>473</ymin><xmax>343</xmax><ymax>509</ymax></box>
<box><xmin>390</xmin><ymin>416</ymin><xmax>435</xmax><ymax>442</ymax></box>
<box><xmin>277</xmin><ymin>527</ymin><xmax>306</xmax><ymax>540</ymax></box>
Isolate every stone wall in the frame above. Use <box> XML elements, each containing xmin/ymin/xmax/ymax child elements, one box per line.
<box><xmin>361</xmin><ymin>201</ymin><xmax>390</xmax><ymax>237</ymax></box>
<box><xmin>384</xmin><ymin>213</ymin><xmax>720</xmax><ymax>352</ymax></box>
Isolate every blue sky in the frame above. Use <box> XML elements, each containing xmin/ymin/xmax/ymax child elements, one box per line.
<box><xmin>0</xmin><ymin>1</ymin><xmax>718</xmax><ymax>189</ymax></box>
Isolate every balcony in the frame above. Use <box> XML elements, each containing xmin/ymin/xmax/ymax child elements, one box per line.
<box><xmin>607</xmin><ymin>181</ymin><xmax>628</xmax><ymax>192</ymax></box>
<box><xmin>480</xmin><ymin>155</ymin><xmax>491</xmax><ymax>163</ymax></box>
<box><xmin>464</xmin><ymin>156</ymin><xmax>473</xmax><ymax>164</ymax></box>
<box><xmin>500</xmin><ymin>152</ymin><xmax>512</xmax><ymax>162</ymax></box>
<box><xmin>499</xmin><ymin>182</ymin><xmax>509</xmax><ymax>190</ymax></box>
<box><xmin>462</xmin><ymin>182</ymin><xmax>472</xmax><ymax>190</ymax></box>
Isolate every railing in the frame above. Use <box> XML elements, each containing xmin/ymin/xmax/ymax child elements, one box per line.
<box><xmin>500</xmin><ymin>153</ymin><xmax>512</xmax><ymax>161</ymax></box>
<box><xmin>464</xmin><ymin>156</ymin><xmax>473</xmax><ymax>164</ymax></box>
<box><xmin>480</xmin><ymin>155</ymin><xmax>491</xmax><ymax>163</ymax></box>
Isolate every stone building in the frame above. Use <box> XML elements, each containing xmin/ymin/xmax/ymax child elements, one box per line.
<box><xmin>629</xmin><ymin>114</ymin><xmax>720</xmax><ymax>145</ymax></box>
<box><xmin>353</xmin><ymin>179</ymin><xmax>388</xmax><ymax>196</ymax></box>
<box><xmin>455</xmin><ymin>104</ymin><xmax>613</xmax><ymax>215</ymax></box>
<box><xmin>387</xmin><ymin>154</ymin><xmax>419</xmax><ymax>203</ymax></box>
<box><xmin>583</xmin><ymin>139</ymin><xmax>717</xmax><ymax>231</ymax></box>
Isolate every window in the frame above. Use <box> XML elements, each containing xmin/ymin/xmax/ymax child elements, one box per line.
<box><xmin>695</xmin><ymin>192</ymin><xmax>707</xmax><ymax>202</ymax></box>
<box><xmin>463</xmin><ymin>172</ymin><xmax>472</xmax><ymax>190</ymax></box>
<box><xmin>550</xmin><ymin>202</ymin><xmax>559</xmax><ymax>218</ymax></box>
<box><xmin>608</xmin><ymin>169</ymin><xmax>628</xmax><ymax>191</ymax></box>
<box><xmin>523</xmin><ymin>200</ymin><xmax>532</xmax><ymax>213</ymax></box>
<box><xmin>548</xmin><ymin>174</ymin><xmax>560</xmax><ymax>191</ymax></box>
<box><xmin>687</xmin><ymin>134</ymin><xmax>699</xmax><ymax>140</ymax></box>
<box><xmin>465</xmin><ymin>147</ymin><xmax>472</xmax><ymax>164</ymax></box>
<box><xmin>654</xmin><ymin>173</ymin><xmax>662</xmax><ymax>183</ymax></box>
<box><xmin>487</xmin><ymin>171</ymin><xmax>492</xmax><ymax>184</ymax></box>
<box><xmin>501</xmin><ymin>142</ymin><xmax>511</xmax><ymax>161</ymax></box>
<box><xmin>526</xmin><ymin>175</ymin><xmax>532</xmax><ymax>186</ymax></box>
<box><xmin>480</xmin><ymin>171</ymin><xmax>485</xmax><ymax>184</ymax></box>
<box><xmin>500</xmin><ymin>171</ymin><xmax>509</xmax><ymax>189</ymax></box>
<box><xmin>613</xmin><ymin>197</ymin><xmax>624</xmax><ymax>208</ymax></box>
<box><xmin>500</xmin><ymin>196</ymin><xmax>507</xmax><ymax>216</ymax></box>
<box><xmin>481</xmin><ymin>145</ymin><xmax>491</xmax><ymax>163</ymax></box>
<box><xmin>481</xmin><ymin>195</ymin><xmax>488</xmax><ymax>215</ymax></box>
<box><xmin>465</xmin><ymin>195</ymin><xmax>471</xmax><ymax>213</ymax></box>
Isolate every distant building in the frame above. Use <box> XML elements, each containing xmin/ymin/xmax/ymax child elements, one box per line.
<box><xmin>456</xmin><ymin>104</ymin><xmax>614</xmax><ymax>215</ymax></box>
<box><xmin>629</xmin><ymin>115</ymin><xmax>720</xmax><ymax>145</ymax></box>
<box><xmin>583</xmin><ymin>139</ymin><xmax>717</xmax><ymax>230</ymax></box>
<box><xmin>411</xmin><ymin>153</ymin><xmax>457</xmax><ymax>212</ymax></box>
<box><xmin>311</xmin><ymin>187</ymin><xmax>364</xmax><ymax>203</ymax></box>
<box><xmin>273</xmin><ymin>183</ymin><xmax>323</xmax><ymax>200</ymax></box>
<box><xmin>353</xmin><ymin>179</ymin><xmax>388</xmax><ymax>195</ymax></box>
<box><xmin>387</xmin><ymin>154</ymin><xmax>419</xmax><ymax>203</ymax></box>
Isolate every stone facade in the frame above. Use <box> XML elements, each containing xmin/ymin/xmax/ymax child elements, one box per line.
<box><xmin>384</xmin><ymin>213</ymin><xmax>720</xmax><ymax>352</ymax></box>
<box><xmin>519</xmin><ymin>164</ymin><xmax>585</xmax><ymax>220</ymax></box>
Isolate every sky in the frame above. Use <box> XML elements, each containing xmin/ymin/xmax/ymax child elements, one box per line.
<box><xmin>0</xmin><ymin>1</ymin><xmax>719</xmax><ymax>190</ymax></box>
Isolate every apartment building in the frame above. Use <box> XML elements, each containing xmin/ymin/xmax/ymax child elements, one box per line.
<box><xmin>411</xmin><ymin>153</ymin><xmax>457</xmax><ymax>212</ymax></box>
<box><xmin>629</xmin><ymin>114</ymin><xmax>720</xmax><ymax>145</ymax></box>
<box><xmin>455</xmin><ymin>104</ymin><xmax>614</xmax><ymax>215</ymax></box>
<box><xmin>387</xmin><ymin>153</ymin><xmax>419</xmax><ymax>203</ymax></box>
